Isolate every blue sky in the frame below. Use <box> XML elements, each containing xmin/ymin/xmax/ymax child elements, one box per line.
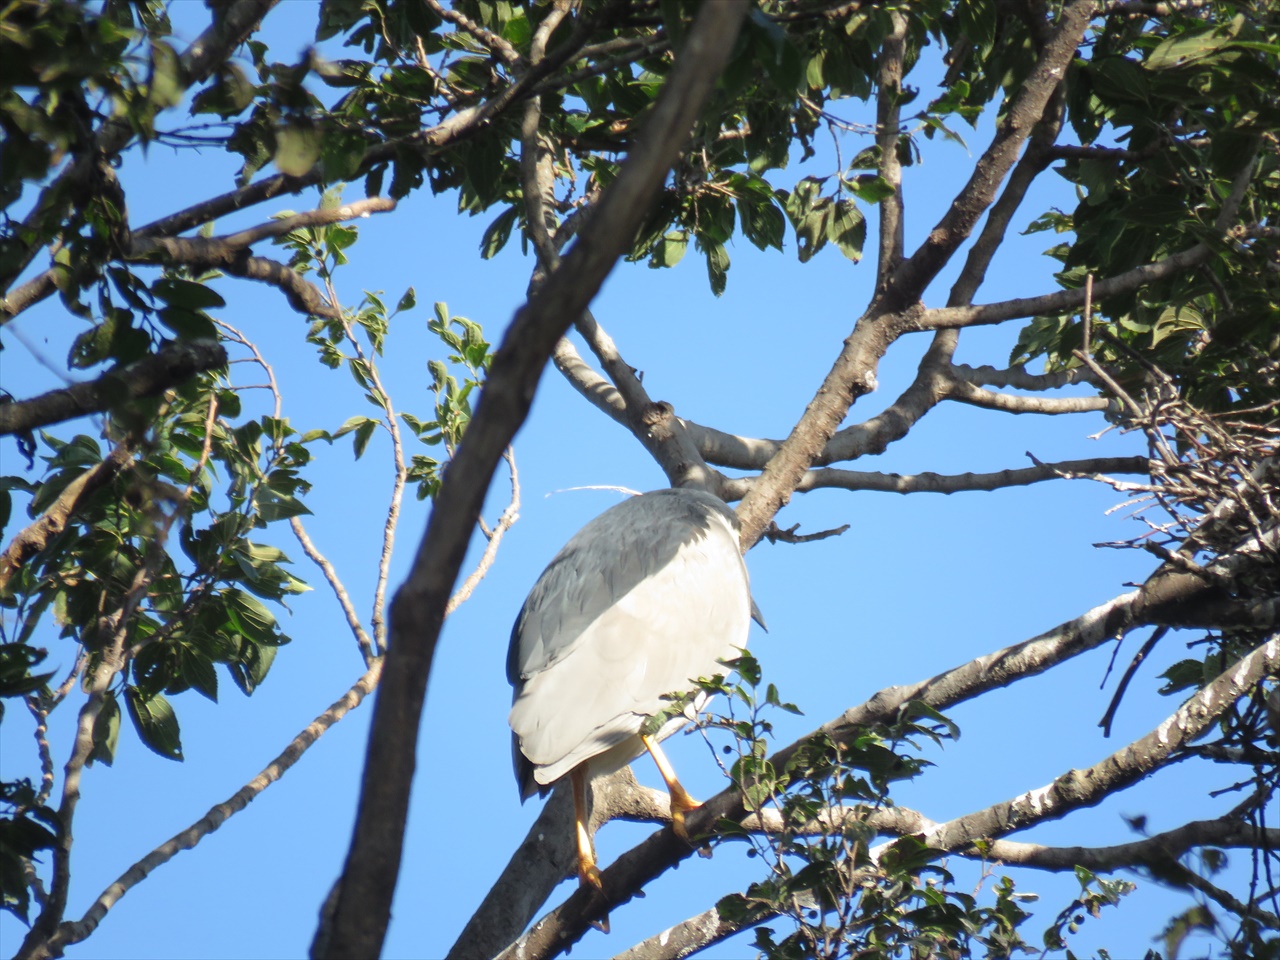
<box><xmin>0</xmin><ymin>5</ymin><xmax>1246</xmax><ymax>959</ymax></box>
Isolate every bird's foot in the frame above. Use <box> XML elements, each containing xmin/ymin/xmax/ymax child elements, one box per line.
<box><xmin>670</xmin><ymin>792</ymin><xmax>702</xmax><ymax>844</ymax></box>
<box><xmin>578</xmin><ymin>861</ymin><xmax>604</xmax><ymax>893</ymax></box>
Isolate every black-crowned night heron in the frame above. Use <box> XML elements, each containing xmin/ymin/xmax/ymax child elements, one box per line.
<box><xmin>507</xmin><ymin>488</ymin><xmax>764</xmax><ymax>890</ymax></box>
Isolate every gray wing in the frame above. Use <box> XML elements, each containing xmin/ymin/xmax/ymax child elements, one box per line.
<box><xmin>507</xmin><ymin>489</ymin><xmax>755</xmax><ymax>791</ymax></box>
<box><xmin>506</xmin><ymin>489</ymin><xmax>739</xmax><ymax>685</ymax></box>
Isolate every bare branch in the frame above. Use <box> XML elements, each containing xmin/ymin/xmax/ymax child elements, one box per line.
<box><xmin>0</xmin><ymin>340</ymin><xmax>227</xmax><ymax>436</ymax></box>
<box><xmin>952</xmin><ymin>362</ymin><xmax>1103</xmax><ymax>392</ymax></box>
<box><xmin>761</xmin><ymin>521</ymin><xmax>850</xmax><ymax>544</ymax></box>
<box><xmin>914</xmin><ymin>635</ymin><xmax>1279</xmax><ymax>853</ymax></box>
<box><xmin>30</xmin><ymin>661</ymin><xmax>384</xmax><ymax>960</ymax></box>
<box><xmin>721</xmin><ymin>456</ymin><xmax>1150</xmax><ymax>499</ymax></box>
<box><xmin>946</xmin><ymin>380</ymin><xmax>1113</xmax><ymax>415</ymax></box>
<box><xmin>24</xmin><ymin>697</ymin><xmax>56</xmax><ymax>809</ymax></box>
<box><xmin>316</xmin><ymin>6</ymin><xmax>752</xmax><ymax>956</ymax></box>
<box><xmin>289</xmin><ymin>518</ymin><xmax>378</xmax><ymax>661</ymax></box>
<box><xmin>133</xmin><ymin>198</ymin><xmax>396</xmax><ymax>256</ymax></box>
<box><xmin>915</xmin><ymin>242</ymin><xmax>1214</xmax><ymax>331</ymax></box>
<box><xmin>446</xmin><ymin>448</ymin><xmax>521</xmax><ymax>616</ymax></box>
<box><xmin>945</xmin><ymin>87</ymin><xmax>1063</xmax><ymax>309</ymax></box>
<box><xmin>323</xmin><ymin>285</ymin><xmax>408</xmax><ymax>653</ymax></box>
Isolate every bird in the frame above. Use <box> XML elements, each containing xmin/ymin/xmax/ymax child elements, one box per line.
<box><xmin>507</xmin><ymin>487</ymin><xmax>765</xmax><ymax>891</ymax></box>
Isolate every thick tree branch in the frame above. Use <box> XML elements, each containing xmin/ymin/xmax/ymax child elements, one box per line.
<box><xmin>884</xmin><ymin>0</ymin><xmax>1093</xmax><ymax>309</ymax></box>
<box><xmin>447</xmin><ymin>767</ymin><xmax>663</xmax><ymax>960</ymax></box>
<box><xmin>314</xmin><ymin>6</ymin><xmax>751</xmax><ymax>957</ymax></box>
<box><xmin>0</xmin><ymin>340</ymin><xmax>227</xmax><ymax>436</ymax></box>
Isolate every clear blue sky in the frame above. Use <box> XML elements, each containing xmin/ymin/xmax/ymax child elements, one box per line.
<box><xmin>0</xmin><ymin>5</ymin><xmax>1241</xmax><ymax>959</ymax></box>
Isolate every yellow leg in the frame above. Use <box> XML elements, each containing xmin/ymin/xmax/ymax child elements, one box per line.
<box><xmin>641</xmin><ymin>734</ymin><xmax>701</xmax><ymax>842</ymax></box>
<box><xmin>570</xmin><ymin>766</ymin><xmax>603</xmax><ymax>892</ymax></box>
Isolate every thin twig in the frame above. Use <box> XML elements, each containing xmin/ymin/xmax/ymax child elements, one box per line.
<box><xmin>446</xmin><ymin>448</ymin><xmax>521</xmax><ymax>615</ymax></box>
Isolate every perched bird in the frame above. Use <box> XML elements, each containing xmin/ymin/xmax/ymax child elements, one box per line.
<box><xmin>507</xmin><ymin>488</ymin><xmax>765</xmax><ymax>890</ymax></box>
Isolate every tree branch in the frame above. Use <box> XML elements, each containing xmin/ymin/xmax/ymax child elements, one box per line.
<box><xmin>0</xmin><ymin>0</ymin><xmax>281</xmax><ymax>297</ymax></box>
<box><xmin>0</xmin><ymin>439</ymin><xmax>137</xmax><ymax>591</ymax></box>
<box><xmin>314</xmin><ymin>6</ymin><xmax>751</xmax><ymax>956</ymax></box>
<box><xmin>952</xmin><ymin>361</ymin><xmax>1104</xmax><ymax>392</ymax></box>
<box><xmin>521</xmin><ymin>83</ymin><xmax>717</xmax><ymax>492</ymax></box>
<box><xmin>734</xmin><ymin>0</ymin><xmax>1094</xmax><ymax>548</ymax></box>
<box><xmin>26</xmin><ymin>661</ymin><xmax>384</xmax><ymax>960</ymax></box>
<box><xmin>422</xmin><ymin>0</ymin><xmax>521</xmax><ymax>66</ymax></box>
<box><xmin>946</xmin><ymin>380</ymin><xmax>1113</xmax><ymax>415</ymax></box>
<box><xmin>918</xmin><ymin>155</ymin><xmax>1256</xmax><ymax>334</ymax></box>
<box><xmin>719</xmin><ymin>456</ymin><xmax>1150</xmax><ymax>498</ymax></box>
<box><xmin>614</xmin><ymin>812</ymin><xmax>1280</xmax><ymax>959</ymax></box>
<box><xmin>884</xmin><ymin>0</ymin><xmax>1093</xmax><ymax>308</ymax></box>
<box><xmin>497</xmin><ymin>555</ymin><xmax>1262</xmax><ymax>958</ymax></box>
<box><xmin>603</xmin><ymin>636</ymin><xmax>1280</xmax><ymax>959</ymax></box>
<box><xmin>873</xmin><ymin>11</ymin><xmax>907</xmax><ymax>292</ymax></box>
<box><xmin>0</xmin><ymin>5</ymin><xmax>607</xmax><ymax>326</ymax></box>
<box><xmin>914</xmin><ymin>243</ymin><xmax>1215</xmax><ymax>331</ymax></box>
<box><xmin>0</xmin><ymin>340</ymin><xmax>227</xmax><ymax>436</ymax></box>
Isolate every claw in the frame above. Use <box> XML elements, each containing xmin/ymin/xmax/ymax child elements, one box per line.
<box><xmin>578</xmin><ymin>861</ymin><xmax>604</xmax><ymax>893</ymax></box>
<box><xmin>669</xmin><ymin>791</ymin><xmax>701</xmax><ymax>843</ymax></box>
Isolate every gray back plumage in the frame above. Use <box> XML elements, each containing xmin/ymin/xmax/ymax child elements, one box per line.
<box><xmin>507</xmin><ymin>488</ymin><xmax>755</xmax><ymax>799</ymax></box>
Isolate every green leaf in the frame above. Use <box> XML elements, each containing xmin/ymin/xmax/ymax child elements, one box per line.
<box><xmin>181</xmin><ymin>647</ymin><xmax>219</xmax><ymax>702</ymax></box>
<box><xmin>353</xmin><ymin>418</ymin><xmax>378</xmax><ymax>459</ymax></box>
<box><xmin>1146</xmin><ymin>30</ymin><xmax>1233</xmax><ymax>71</ymax></box>
<box><xmin>224</xmin><ymin>588</ymin><xmax>285</xmax><ymax>646</ymax></box>
<box><xmin>152</xmin><ymin>278</ymin><xmax>226</xmax><ymax>310</ymax></box>
<box><xmin>0</xmin><ymin>644</ymin><xmax>53</xmax><ymax>699</ymax></box>
<box><xmin>255</xmin><ymin>488</ymin><xmax>312</xmax><ymax>522</ymax></box>
<box><xmin>274</xmin><ymin>121</ymin><xmax>324</xmax><ymax>177</ymax></box>
<box><xmin>830</xmin><ymin>200</ymin><xmax>866</xmax><ymax>262</ymax></box>
<box><xmin>124</xmin><ymin>687</ymin><xmax>183</xmax><ymax>761</ymax></box>
<box><xmin>650</xmin><ymin>231</ymin><xmax>688</xmax><ymax>268</ymax></box>
<box><xmin>87</xmin><ymin>691</ymin><xmax>121</xmax><ymax>767</ymax></box>
<box><xmin>480</xmin><ymin>207</ymin><xmax>518</xmax><ymax>259</ymax></box>
<box><xmin>704</xmin><ymin>240</ymin><xmax>729</xmax><ymax>296</ymax></box>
